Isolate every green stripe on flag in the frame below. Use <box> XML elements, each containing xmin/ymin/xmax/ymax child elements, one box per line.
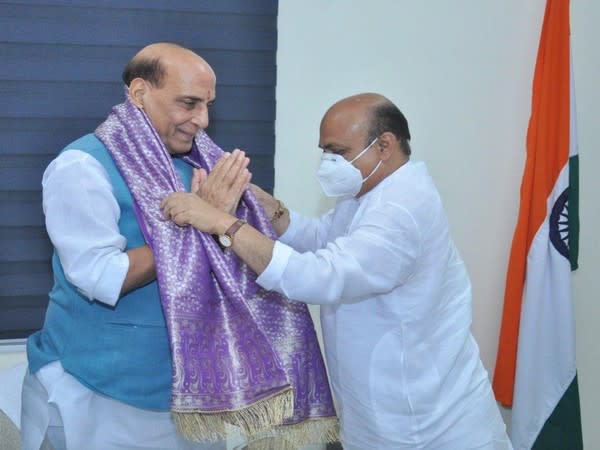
<box><xmin>532</xmin><ymin>374</ymin><xmax>583</xmax><ymax>450</ymax></box>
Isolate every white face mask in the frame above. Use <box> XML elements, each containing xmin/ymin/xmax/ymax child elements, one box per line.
<box><xmin>317</xmin><ymin>137</ymin><xmax>382</xmax><ymax>198</ymax></box>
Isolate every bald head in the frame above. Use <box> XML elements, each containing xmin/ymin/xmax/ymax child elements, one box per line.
<box><xmin>122</xmin><ymin>43</ymin><xmax>215</xmax><ymax>88</ymax></box>
<box><xmin>326</xmin><ymin>93</ymin><xmax>390</xmax><ymax>116</ymax></box>
<box><xmin>321</xmin><ymin>93</ymin><xmax>411</xmax><ymax>156</ymax></box>
<box><xmin>321</xmin><ymin>93</ymin><xmax>386</xmax><ymax>142</ymax></box>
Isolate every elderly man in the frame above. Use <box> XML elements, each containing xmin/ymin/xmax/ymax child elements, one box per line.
<box><xmin>21</xmin><ymin>43</ymin><xmax>336</xmax><ymax>450</ymax></box>
<box><xmin>161</xmin><ymin>93</ymin><xmax>513</xmax><ymax>449</ymax></box>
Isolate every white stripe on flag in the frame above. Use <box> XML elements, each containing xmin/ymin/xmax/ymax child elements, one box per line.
<box><xmin>509</xmin><ymin>163</ymin><xmax>576</xmax><ymax>449</ymax></box>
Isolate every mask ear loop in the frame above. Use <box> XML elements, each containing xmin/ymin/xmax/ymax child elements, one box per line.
<box><xmin>350</xmin><ymin>136</ymin><xmax>381</xmax><ymax>184</ymax></box>
<box><xmin>350</xmin><ymin>137</ymin><xmax>379</xmax><ymax>164</ymax></box>
<box><xmin>362</xmin><ymin>160</ymin><xmax>382</xmax><ymax>184</ymax></box>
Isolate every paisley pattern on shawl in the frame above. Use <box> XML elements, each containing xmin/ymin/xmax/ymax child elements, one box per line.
<box><xmin>95</xmin><ymin>96</ymin><xmax>338</xmax><ymax>446</ymax></box>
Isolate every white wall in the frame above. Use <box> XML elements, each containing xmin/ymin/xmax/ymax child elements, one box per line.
<box><xmin>275</xmin><ymin>0</ymin><xmax>599</xmax><ymax>448</ymax></box>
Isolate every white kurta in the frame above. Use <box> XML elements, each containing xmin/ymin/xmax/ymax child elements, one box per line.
<box><xmin>257</xmin><ymin>161</ymin><xmax>511</xmax><ymax>450</ymax></box>
<box><xmin>21</xmin><ymin>150</ymin><xmax>223</xmax><ymax>450</ymax></box>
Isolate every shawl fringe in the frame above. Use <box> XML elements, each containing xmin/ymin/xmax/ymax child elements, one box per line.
<box><xmin>173</xmin><ymin>387</ymin><xmax>295</xmax><ymax>442</ymax></box>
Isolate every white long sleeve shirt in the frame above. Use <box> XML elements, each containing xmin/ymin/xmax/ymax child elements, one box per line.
<box><xmin>257</xmin><ymin>161</ymin><xmax>510</xmax><ymax>449</ymax></box>
<box><xmin>42</xmin><ymin>149</ymin><xmax>129</xmax><ymax>306</ymax></box>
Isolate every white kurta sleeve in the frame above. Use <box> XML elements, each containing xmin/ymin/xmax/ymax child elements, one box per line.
<box><xmin>258</xmin><ymin>201</ymin><xmax>421</xmax><ymax>304</ymax></box>
<box><xmin>42</xmin><ymin>150</ymin><xmax>129</xmax><ymax>306</ymax></box>
<box><xmin>279</xmin><ymin>209</ymin><xmax>334</xmax><ymax>252</ymax></box>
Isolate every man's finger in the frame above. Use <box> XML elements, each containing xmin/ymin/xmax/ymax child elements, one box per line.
<box><xmin>221</xmin><ymin>153</ymin><xmax>249</xmax><ymax>188</ymax></box>
<box><xmin>230</xmin><ymin>168</ymin><xmax>252</xmax><ymax>196</ymax></box>
<box><xmin>191</xmin><ymin>168</ymin><xmax>207</xmax><ymax>193</ymax></box>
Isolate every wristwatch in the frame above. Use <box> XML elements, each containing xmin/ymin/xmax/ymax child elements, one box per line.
<box><xmin>218</xmin><ymin>219</ymin><xmax>246</xmax><ymax>248</ymax></box>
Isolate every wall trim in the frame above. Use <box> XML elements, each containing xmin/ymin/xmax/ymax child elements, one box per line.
<box><xmin>0</xmin><ymin>339</ymin><xmax>27</xmax><ymax>353</ymax></box>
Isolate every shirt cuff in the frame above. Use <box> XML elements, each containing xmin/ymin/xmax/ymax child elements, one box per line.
<box><xmin>256</xmin><ymin>241</ymin><xmax>294</xmax><ymax>291</ymax></box>
<box><xmin>278</xmin><ymin>209</ymin><xmax>299</xmax><ymax>245</ymax></box>
<box><xmin>88</xmin><ymin>252</ymin><xmax>130</xmax><ymax>306</ymax></box>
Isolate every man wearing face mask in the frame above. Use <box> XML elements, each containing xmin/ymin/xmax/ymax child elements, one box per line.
<box><xmin>160</xmin><ymin>93</ymin><xmax>512</xmax><ymax>449</ymax></box>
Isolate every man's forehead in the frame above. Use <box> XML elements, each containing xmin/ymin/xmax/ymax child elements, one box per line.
<box><xmin>161</xmin><ymin>62</ymin><xmax>215</xmax><ymax>94</ymax></box>
<box><xmin>319</xmin><ymin>127</ymin><xmax>363</xmax><ymax>149</ymax></box>
<box><xmin>321</xmin><ymin>110</ymin><xmax>366</xmax><ymax>134</ymax></box>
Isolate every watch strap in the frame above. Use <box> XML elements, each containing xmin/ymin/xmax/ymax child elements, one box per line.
<box><xmin>223</xmin><ymin>219</ymin><xmax>246</xmax><ymax>243</ymax></box>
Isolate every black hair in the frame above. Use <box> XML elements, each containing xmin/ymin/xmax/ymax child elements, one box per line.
<box><xmin>121</xmin><ymin>56</ymin><xmax>166</xmax><ymax>88</ymax></box>
<box><xmin>367</xmin><ymin>102</ymin><xmax>412</xmax><ymax>156</ymax></box>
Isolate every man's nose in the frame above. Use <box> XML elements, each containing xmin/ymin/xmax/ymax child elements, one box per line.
<box><xmin>191</xmin><ymin>108</ymin><xmax>209</xmax><ymax>129</ymax></box>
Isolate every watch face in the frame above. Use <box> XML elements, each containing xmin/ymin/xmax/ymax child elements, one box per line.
<box><xmin>218</xmin><ymin>234</ymin><xmax>233</xmax><ymax>248</ymax></box>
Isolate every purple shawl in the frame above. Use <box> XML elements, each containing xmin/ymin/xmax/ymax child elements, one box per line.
<box><xmin>94</xmin><ymin>97</ymin><xmax>338</xmax><ymax>445</ymax></box>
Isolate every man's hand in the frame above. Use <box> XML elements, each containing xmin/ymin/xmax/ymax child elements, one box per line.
<box><xmin>194</xmin><ymin>149</ymin><xmax>252</xmax><ymax>215</ymax></box>
<box><xmin>161</xmin><ymin>192</ymin><xmax>230</xmax><ymax>235</ymax></box>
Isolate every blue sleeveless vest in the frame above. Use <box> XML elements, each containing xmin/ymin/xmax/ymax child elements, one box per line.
<box><xmin>27</xmin><ymin>134</ymin><xmax>193</xmax><ymax>410</ymax></box>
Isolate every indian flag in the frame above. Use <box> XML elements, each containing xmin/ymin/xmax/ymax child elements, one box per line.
<box><xmin>492</xmin><ymin>0</ymin><xmax>583</xmax><ymax>449</ymax></box>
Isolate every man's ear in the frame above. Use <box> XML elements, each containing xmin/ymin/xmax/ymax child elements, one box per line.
<box><xmin>128</xmin><ymin>78</ymin><xmax>147</xmax><ymax>109</ymax></box>
<box><xmin>377</xmin><ymin>131</ymin><xmax>396</xmax><ymax>161</ymax></box>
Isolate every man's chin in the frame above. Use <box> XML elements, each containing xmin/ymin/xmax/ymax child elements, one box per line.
<box><xmin>166</xmin><ymin>141</ymin><xmax>194</xmax><ymax>155</ymax></box>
